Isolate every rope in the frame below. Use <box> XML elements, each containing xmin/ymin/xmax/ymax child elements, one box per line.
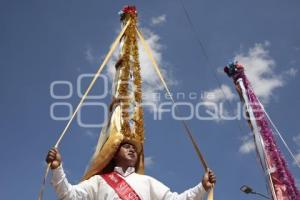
<box><xmin>178</xmin><ymin>0</ymin><xmax>247</xmax><ymax>137</ymax></box>
<box><xmin>237</xmin><ymin>79</ymin><xmax>277</xmax><ymax>199</ymax></box>
<box><xmin>136</xmin><ymin>27</ymin><xmax>208</xmax><ymax>168</ymax></box>
<box><xmin>37</xmin><ymin>19</ymin><xmax>131</xmax><ymax>200</ymax></box>
<box><xmin>256</xmin><ymin>98</ymin><xmax>300</xmax><ymax>168</ymax></box>
<box><xmin>136</xmin><ymin>27</ymin><xmax>214</xmax><ymax>199</ymax></box>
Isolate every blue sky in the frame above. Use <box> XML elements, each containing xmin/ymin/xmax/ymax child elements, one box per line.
<box><xmin>1</xmin><ymin>0</ymin><xmax>300</xmax><ymax>199</ymax></box>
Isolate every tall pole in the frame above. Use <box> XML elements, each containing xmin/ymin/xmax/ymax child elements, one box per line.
<box><xmin>237</xmin><ymin>78</ymin><xmax>277</xmax><ymax>200</ymax></box>
<box><xmin>224</xmin><ymin>62</ymin><xmax>300</xmax><ymax>200</ymax></box>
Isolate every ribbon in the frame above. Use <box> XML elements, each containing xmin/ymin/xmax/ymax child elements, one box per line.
<box><xmin>37</xmin><ymin>19</ymin><xmax>132</xmax><ymax>200</ymax></box>
<box><xmin>136</xmin><ymin>27</ymin><xmax>214</xmax><ymax>200</ymax></box>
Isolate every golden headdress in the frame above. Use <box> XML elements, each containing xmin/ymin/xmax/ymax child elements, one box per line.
<box><xmin>82</xmin><ymin>6</ymin><xmax>144</xmax><ymax>180</ymax></box>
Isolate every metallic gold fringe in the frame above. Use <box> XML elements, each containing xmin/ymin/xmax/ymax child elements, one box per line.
<box><xmin>131</xmin><ymin>19</ymin><xmax>144</xmax><ymax>142</ymax></box>
<box><xmin>117</xmin><ymin>13</ymin><xmax>144</xmax><ymax>143</ymax></box>
<box><xmin>119</xmin><ymin>20</ymin><xmax>131</xmax><ymax>138</ymax></box>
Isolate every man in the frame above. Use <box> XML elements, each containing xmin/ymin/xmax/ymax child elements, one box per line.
<box><xmin>46</xmin><ymin>142</ymin><xmax>216</xmax><ymax>200</ymax></box>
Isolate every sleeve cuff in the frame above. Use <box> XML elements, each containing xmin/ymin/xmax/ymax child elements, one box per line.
<box><xmin>197</xmin><ymin>182</ymin><xmax>207</xmax><ymax>195</ymax></box>
<box><xmin>51</xmin><ymin>164</ymin><xmax>66</xmax><ymax>186</ymax></box>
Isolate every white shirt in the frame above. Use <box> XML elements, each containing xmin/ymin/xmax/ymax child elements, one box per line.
<box><xmin>51</xmin><ymin>165</ymin><xmax>206</xmax><ymax>200</ymax></box>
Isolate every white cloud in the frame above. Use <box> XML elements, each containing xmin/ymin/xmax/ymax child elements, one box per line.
<box><xmin>234</xmin><ymin>42</ymin><xmax>297</xmax><ymax>103</ymax></box>
<box><xmin>210</xmin><ymin>42</ymin><xmax>296</xmax><ymax>121</ymax></box>
<box><xmin>200</xmin><ymin>84</ymin><xmax>236</xmax><ymax>121</ymax></box>
<box><xmin>151</xmin><ymin>15</ymin><xmax>166</xmax><ymax>26</ymax></box>
<box><xmin>83</xmin><ymin>25</ymin><xmax>174</xmax><ymax>113</ymax></box>
<box><xmin>284</xmin><ymin>67</ymin><xmax>298</xmax><ymax>77</ymax></box>
<box><xmin>293</xmin><ymin>134</ymin><xmax>300</xmax><ymax>146</ymax></box>
<box><xmin>294</xmin><ymin>153</ymin><xmax>300</xmax><ymax>166</ymax></box>
<box><xmin>202</xmin><ymin>84</ymin><xmax>236</xmax><ymax>104</ymax></box>
<box><xmin>145</xmin><ymin>156</ymin><xmax>155</xmax><ymax>168</ymax></box>
<box><xmin>239</xmin><ymin>135</ymin><xmax>255</xmax><ymax>154</ymax></box>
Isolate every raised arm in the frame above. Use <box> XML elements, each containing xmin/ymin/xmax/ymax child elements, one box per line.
<box><xmin>46</xmin><ymin>148</ymin><xmax>98</xmax><ymax>200</ymax></box>
<box><xmin>149</xmin><ymin>170</ymin><xmax>216</xmax><ymax>200</ymax></box>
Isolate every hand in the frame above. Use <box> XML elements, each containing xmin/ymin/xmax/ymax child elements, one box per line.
<box><xmin>46</xmin><ymin>148</ymin><xmax>62</xmax><ymax>169</ymax></box>
<box><xmin>202</xmin><ymin>169</ymin><xmax>216</xmax><ymax>191</ymax></box>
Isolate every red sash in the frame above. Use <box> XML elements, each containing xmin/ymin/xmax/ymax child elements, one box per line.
<box><xmin>101</xmin><ymin>172</ymin><xmax>142</xmax><ymax>200</ymax></box>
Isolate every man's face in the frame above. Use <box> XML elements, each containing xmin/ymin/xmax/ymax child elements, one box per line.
<box><xmin>114</xmin><ymin>143</ymin><xmax>138</xmax><ymax>167</ymax></box>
